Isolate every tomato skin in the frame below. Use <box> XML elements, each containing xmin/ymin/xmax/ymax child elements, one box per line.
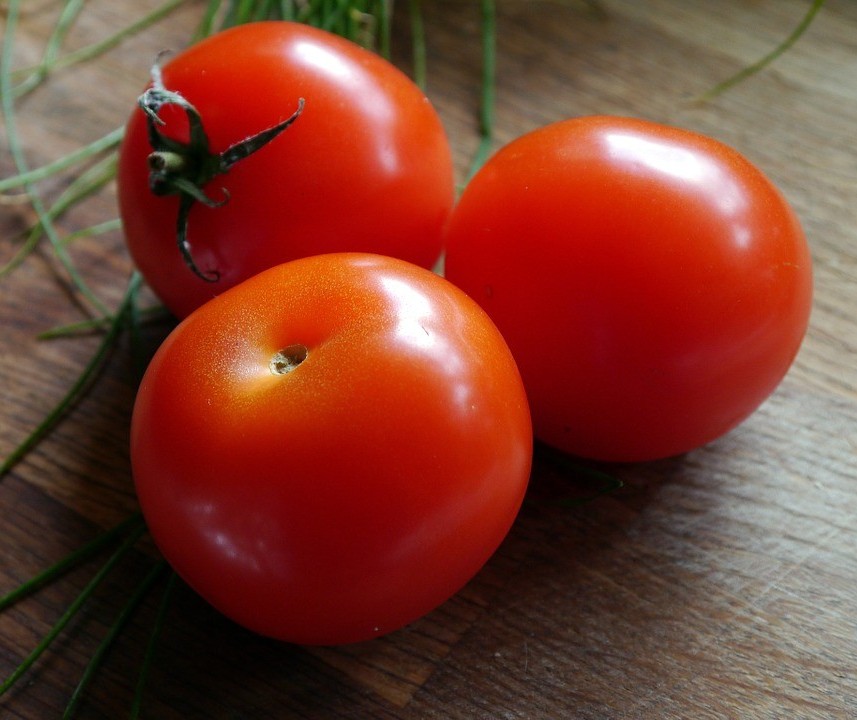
<box><xmin>131</xmin><ymin>253</ymin><xmax>531</xmax><ymax>645</ymax></box>
<box><xmin>444</xmin><ymin>116</ymin><xmax>813</xmax><ymax>462</ymax></box>
<box><xmin>118</xmin><ymin>22</ymin><xmax>454</xmax><ymax>319</ymax></box>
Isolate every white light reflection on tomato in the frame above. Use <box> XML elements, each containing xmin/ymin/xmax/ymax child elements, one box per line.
<box><xmin>291</xmin><ymin>39</ymin><xmax>401</xmax><ymax>175</ymax></box>
<box><xmin>604</xmin><ymin>130</ymin><xmax>752</xmax><ymax>247</ymax></box>
<box><xmin>378</xmin><ymin>273</ymin><xmax>475</xmax><ymax>411</ymax></box>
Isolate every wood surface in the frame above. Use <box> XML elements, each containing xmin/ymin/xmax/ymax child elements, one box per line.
<box><xmin>2</xmin><ymin>0</ymin><xmax>856</xmax><ymax>718</ymax></box>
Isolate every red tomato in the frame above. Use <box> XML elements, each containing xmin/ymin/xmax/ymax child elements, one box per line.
<box><xmin>444</xmin><ymin>116</ymin><xmax>813</xmax><ymax>462</ymax></box>
<box><xmin>117</xmin><ymin>22</ymin><xmax>454</xmax><ymax>319</ymax></box>
<box><xmin>131</xmin><ymin>253</ymin><xmax>532</xmax><ymax>645</ymax></box>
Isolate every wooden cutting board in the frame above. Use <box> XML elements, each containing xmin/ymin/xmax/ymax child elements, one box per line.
<box><xmin>2</xmin><ymin>1</ymin><xmax>856</xmax><ymax>717</ymax></box>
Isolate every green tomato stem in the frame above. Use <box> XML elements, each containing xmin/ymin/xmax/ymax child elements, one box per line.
<box><xmin>138</xmin><ymin>59</ymin><xmax>304</xmax><ymax>281</ymax></box>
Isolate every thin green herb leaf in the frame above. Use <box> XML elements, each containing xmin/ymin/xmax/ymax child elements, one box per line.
<box><xmin>695</xmin><ymin>0</ymin><xmax>827</xmax><ymax>103</ymax></box>
<box><xmin>6</xmin><ymin>0</ymin><xmax>85</xmax><ymax>98</ymax></box>
<box><xmin>11</xmin><ymin>0</ymin><xmax>190</xmax><ymax>98</ymax></box>
<box><xmin>219</xmin><ymin>0</ymin><xmax>242</xmax><ymax>28</ymax></box>
<box><xmin>207</xmin><ymin>0</ymin><xmax>391</xmax><ymax>47</ymax></box>
<box><xmin>59</xmin><ymin>218</ymin><xmax>124</xmax><ymax>248</ymax></box>
<box><xmin>377</xmin><ymin>0</ymin><xmax>392</xmax><ymax>58</ymax></box>
<box><xmin>0</xmin><ymin>520</ymin><xmax>147</xmax><ymax>698</ymax></box>
<box><xmin>130</xmin><ymin>571</ymin><xmax>178</xmax><ymax>720</ymax></box>
<box><xmin>126</xmin><ymin>269</ymin><xmax>169</xmax><ymax>381</ymax></box>
<box><xmin>38</xmin><ymin>303</ymin><xmax>168</xmax><ymax>341</ymax></box>
<box><xmin>0</xmin><ymin>159</ymin><xmax>118</xmax><ymax>301</ymax></box>
<box><xmin>0</xmin><ymin>513</ymin><xmax>145</xmax><ymax>612</ymax></box>
<box><xmin>0</xmin><ymin>220</ymin><xmax>40</xmax><ymax>281</ymax></box>
<box><xmin>465</xmin><ymin>0</ymin><xmax>496</xmax><ymax>184</ymax></box>
<box><xmin>194</xmin><ymin>0</ymin><xmax>224</xmax><ymax>41</ymax></box>
<box><xmin>41</xmin><ymin>152</ymin><xmax>119</xmax><ymax>225</ymax></box>
<box><xmin>36</xmin><ymin>316</ymin><xmax>115</xmax><ymax>339</ymax></box>
<box><xmin>409</xmin><ymin>0</ymin><xmax>426</xmax><ymax>89</ymax></box>
<box><xmin>0</xmin><ymin>0</ymin><xmax>109</xmax><ymax>314</ymax></box>
<box><xmin>253</xmin><ymin>0</ymin><xmax>273</xmax><ymax>23</ymax></box>
<box><xmin>63</xmin><ymin>561</ymin><xmax>168</xmax><ymax>720</ymax></box>
<box><xmin>0</xmin><ymin>127</ymin><xmax>123</xmax><ymax>193</ymax></box>
<box><xmin>0</xmin><ymin>152</ymin><xmax>117</xmax><ymax>299</ymax></box>
<box><xmin>0</xmin><ymin>272</ymin><xmax>143</xmax><ymax>478</ymax></box>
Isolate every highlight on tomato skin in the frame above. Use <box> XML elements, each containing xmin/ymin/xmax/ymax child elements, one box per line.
<box><xmin>117</xmin><ymin>21</ymin><xmax>455</xmax><ymax>320</ymax></box>
<box><xmin>444</xmin><ymin>115</ymin><xmax>813</xmax><ymax>463</ymax></box>
<box><xmin>130</xmin><ymin>253</ymin><xmax>533</xmax><ymax>646</ymax></box>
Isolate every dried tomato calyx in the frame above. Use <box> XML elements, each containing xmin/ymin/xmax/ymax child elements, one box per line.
<box><xmin>137</xmin><ymin>58</ymin><xmax>304</xmax><ymax>282</ymax></box>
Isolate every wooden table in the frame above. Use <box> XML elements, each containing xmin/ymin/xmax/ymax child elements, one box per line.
<box><xmin>2</xmin><ymin>1</ymin><xmax>856</xmax><ymax>717</ymax></box>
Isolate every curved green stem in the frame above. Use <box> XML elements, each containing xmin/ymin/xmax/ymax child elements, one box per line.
<box><xmin>38</xmin><ymin>301</ymin><xmax>168</xmax><ymax>341</ymax></box>
<box><xmin>5</xmin><ymin>0</ymin><xmax>86</xmax><ymax>98</ymax></box>
<box><xmin>409</xmin><ymin>0</ymin><xmax>426</xmax><ymax>89</ymax></box>
<box><xmin>140</xmin><ymin>63</ymin><xmax>304</xmax><ymax>280</ymax></box>
<box><xmin>0</xmin><ymin>127</ymin><xmax>123</xmax><ymax>193</ymax></box>
<box><xmin>9</xmin><ymin>0</ymin><xmax>190</xmax><ymax>98</ymax></box>
<box><xmin>0</xmin><ymin>153</ymin><xmax>119</xmax><ymax>284</ymax></box>
<box><xmin>64</xmin><ymin>561</ymin><xmax>169</xmax><ymax>719</ymax></box>
<box><xmin>130</xmin><ymin>571</ymin><xmax>178</xmax><ymax>719</ymax></box>
<box><xmin>0</xmin><ymin>0</ymin><xmax>109</xmax><ymax>315</ymax></box>
<box><xmin>0</xmin><ymin>272</ymin><xmax>143</xmax><ymax>479</ymax></box>
<box><xmin>0</xmin><ymin>520</ymin><xmax>148</xmax><ymax>698</ymax></box>
<box><xmin>464</xmin><ymin>0</ymin><xmax>496</xmax><ymax>185</ymax></box>
<box><xmin>695</xmin><ymin>0</ymin><xmax>827</xmax><ymax>103</ymax></box>
<box><xmin>0</xmin><ymin>513</ymin><xmax>145</xmax><ymax>612</ymax></box>
<box><xmin>59</xmin><ymin>218</ymin><xmax>124</xmax><ymax>249</ymax></box>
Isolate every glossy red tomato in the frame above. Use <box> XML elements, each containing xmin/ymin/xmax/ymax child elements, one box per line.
<box><xmin>131</xmin><ymin>253</ymin><xmax>532</xmax><ymax>645</ymax></box>
<box><xmin>117</xmin><ymin>22</ymin><xmax>454</xmax><ymax>318</ymax></box>
<box><xmin>444</xmin><ymin>116</ymin><xmax>813</xmax><ymax>462</ymax></box>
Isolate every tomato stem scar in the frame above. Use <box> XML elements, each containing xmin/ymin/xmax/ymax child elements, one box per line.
<box><xmin>270</xmin><ymin>344</ymin><xmax>309</xmax><ymax>375</ymax></box>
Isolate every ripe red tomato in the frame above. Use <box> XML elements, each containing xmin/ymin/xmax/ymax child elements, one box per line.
<box><xmin>444</xmin><ymin>116</ymin><xmax>813</xmax><ymax>462</ymax></box>
<box><xmin>131</xmin><ymin>253</ymin><xmax>532</xmax><ymax>645</ymax></box>
<box><xmin>117</xmin><ymin>22</ymin><xmax>454</xmax><ymax>319</ymax></box>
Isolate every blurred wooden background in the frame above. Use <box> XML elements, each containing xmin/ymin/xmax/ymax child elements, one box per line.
<box><xmin>1</xmin><ymin>0</ymin><xmax>856</xmax><ymax>717</ymax></box>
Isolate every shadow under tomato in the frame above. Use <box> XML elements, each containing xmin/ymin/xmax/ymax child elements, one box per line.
<box><xmin>390</xmin><ymin>434</ymin><xmax>765</xmax><ymax>717</ymax></box>
<box><xmin>118</xmin><ymin>434</ymin><xmax>743</xmax><ymax>719</ymax></box>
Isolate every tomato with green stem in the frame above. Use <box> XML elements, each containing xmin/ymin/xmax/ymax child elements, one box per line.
<box><xmin>130</xmin><ymin>253</ymin><xmax>532</xmax><ymax>645</ymax></box>
<box><xmin>117</xmin><ymin>21</ymin><xmax>455</xmax><ymax>318</ymax></box>
<box><xmin>444</xmin><ymin>116</ymin><xmax>813</xmax><ymax>462</ymax></box>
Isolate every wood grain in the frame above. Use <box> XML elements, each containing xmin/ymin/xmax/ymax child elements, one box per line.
<box><xmin>2</xmin><ymin>0</ymin><xmax>856</xmax><ymax>718</ymax></box>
